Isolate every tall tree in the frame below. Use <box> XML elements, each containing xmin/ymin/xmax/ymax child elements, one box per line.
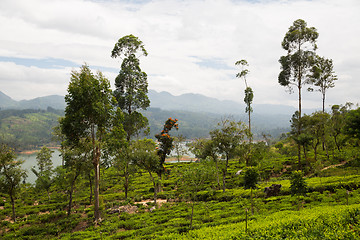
<box><xmin>0</xmin><ymin>144</ymin><xmax>27</xmax><ymax>222</ymax></box>
<box><xmin>279</xmin><ymin>19</ymin><xmax>319</xmax><ymax>164</ymax></box>
<box><xmin>308</xmin><ymin>56</ymin><xmax>337</xmax><ymax>112</ymax></box>
<box><xmin>111</xmin><ymin>35</ymin><xmax>149</xmax><ymax>200</ymax></box>
<box><xmin>210</xmin><ymin>119</ymin><xmax>247</xmax><ymax>192</ymax></box>
<box><xmin>236</xmin><ymin>59</ymin><xmax>253</xmax><ymax>165</ymax></box>
<box><xmin>60</xmin><ymin>64</ymin><xmax>114</xmax><ymax>222</ymax></box>
<box><xmin>111</xmin><ymin>34</ymin><xmax>149</xmax><ymax>141</ymax></box>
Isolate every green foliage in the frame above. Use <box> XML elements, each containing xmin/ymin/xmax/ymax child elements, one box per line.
<box><xmin>308</xmin><ymin>56</ymin><xmax>337</xmax><ymax>111</ymax></box>
<box><xmin>155</xmin><ymin>118</ymin><xmax>179</xmax><ymax>173</ymax></box>
<box><xmin>244</xmin><ymin>167</ymin><xmax>259</xmax><ymax>190</ymax></box>
<box><xmin>290</xmin><ymin>171</ymin><xmax>307</xmax><ymax>196</ymax></box>
<box><xmin>344</xmin><ymin>107</ymin><xmax>360</xmax><ymax>141</ymax></box>
<box><xmin>60</xmin><ymin>64</ymin><xmax>114</xmax><ymax>146</ymax></box>
<box><xmin>112</xmin><ymin>34</ymin><xmax>149</xmax><ymax>141</ymax></box>
<box><xmin>279</xmin><ymin>19</ymin><xmax>318</xmax><ymax>94</ymax></box>
<box><xmin>0</xmin><ymin>144</ymin><xmax>27</xmax><ymax>221</ymax></box>
<box><xmin>60</xmin><ymin>64</ymin><xmax>115</xmax><ymax>221</ymax></box>
<box><xmin>210</xmin><ymin>119</ymin><xmax>247</xmax><ymax>192</ymax></box>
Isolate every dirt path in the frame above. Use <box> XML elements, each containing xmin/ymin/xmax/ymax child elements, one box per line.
<box><xmin>320</xmin><ymin>161</ymin><xmax>348</xmax><ymax>171</ymax></box>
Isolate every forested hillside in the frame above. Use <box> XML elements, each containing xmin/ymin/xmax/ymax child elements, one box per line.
<box><xmin>0</xmin><ymin>107</ymin><xmax>289</xmax><ymax>151</ymax></box>
<box><xmin>0</xmin><ymin>108</ymin><xmax>63</xmax><ymax>151</ymax></box>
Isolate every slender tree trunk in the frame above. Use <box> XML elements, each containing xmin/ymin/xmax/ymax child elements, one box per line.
<box><xmin>149</xmin><ymin>171</ymin><xmax>157</xmax><ymax>204</ymax></box>
<box><xmin>91</xmin><ymin>124</ymin><xmax>101</xmax><ymax>222</ymax></box>
<box><xmin>214</xmin><ymin>158</ymin><xmax>220</xmax><ymax>190</ymax></box>
<box><xmin>297</xmin><ymin>144</ymin><xmax>302</xmax><ymax>170</ymax></box>
<box><xmin>124</xmin><ymin>162</ymin><xmax>129</xmax><ymax>199</ymax></box>
<box><xmin>93</xmin><ymin>160</ymin><xmax>100</xmax><ymax>221</ymax></box>
<box><xmin>156</xmin><ymin>172</ymin><xmax>162</xmax><ymax>193</ymax></box>
<box><xmin>190</xmin><ymin>201</ymin><xmax>195</xmax><ymax>229</ymax></box>
<box><xmin>247</xmin><ymin>109</ymin><xmax>252</xmax><ymax>166</ymax></box>
<box><xmin>250</xmin><ymin>188</ymin><xmax>254</xmax><ymax>215</ymax></box>
<box><xmin>10</xmin><ymin>193</ymin><xmax>16</xmax><ymax>222</ymax></box>
<box><xmin>88</xmin><ymin>172</ymin><xmax>93</xmax><ymax>204</ymax></box>
<box><xmin>222</xmin><ymin>156</ymin><xmax>229</xmax><ymax>193</ymax></box>
<box><xmin>325</xmin><ymin>142</ymin><xmax>329</xmax><ymax>160</ymax></box>
<box><xmin>334</xmin><ymin>135</ymin><xmax>341</xmax><ymax>152</ymax></box>
<box><xmin>68</xmin><ymin>179</ymin><xmax>76</xmax><ymax>216</ymax></box>
<box><xmin>68</xmin><ymin>172</ymin><xmax>80</xmax><ymax>216</ymax></box>
<box><xmin>297</xmin><ymin>61</ymin><xmax>302</xmax><ymax>170</ymax></box>
<box><xmin>303</xmin><ymin>146</ymin><xmax>308</xmax><ymax>168</ymax></box>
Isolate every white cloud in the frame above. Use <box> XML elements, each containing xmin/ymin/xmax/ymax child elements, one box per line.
<box><xmin>0</xmin><ymin>0</ymin><xmax>359</xmax><ymax>108</ymax></box>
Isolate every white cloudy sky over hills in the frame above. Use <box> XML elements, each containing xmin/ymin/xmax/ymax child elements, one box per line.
<box><xmin>0</xmin><ymin>0</ymin><xmax>359</xmax><ymax>109</ymax></box>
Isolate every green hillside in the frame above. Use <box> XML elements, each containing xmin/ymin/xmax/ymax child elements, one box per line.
<box><xmin>0</xmin><ymin>108</ymin><xmax>289</xmax><ymax>151</ymax></box>
<box><xmin>0</xmin><ymin>109</ymin><xmax>63</xmax><ymax>151</ymax></box>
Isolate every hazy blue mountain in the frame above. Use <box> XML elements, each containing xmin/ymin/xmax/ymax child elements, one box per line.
<box><xmin>148</xmin><ymin>90</ymin><xmax>301</xmax><ymax>115</ymax></box>
<box><xmin>18</xmin><ymin>95</ymin><xmax>65</xmax><ymax>110</ymax></box>
<box><xmin>0</xmin><ymin>91</ymin><xmax>65</xmax><ymax>110</ymax></box>
<box><xmin>0</xmin><ymin>89</ymin><xmax>305</xmax><ymax>116</ymax></box>
<box><xmin>0</xmin><ymin>91</ymin><xmax>18</xmax><ymax>109</ymax></box>
<box><xmin>148</xmin><ymin>90</ymin><xmax>244</xmax><ymax>114</ymax></box>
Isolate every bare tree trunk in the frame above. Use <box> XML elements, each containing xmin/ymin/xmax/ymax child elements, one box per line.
<box><xmin>248</xmin><ymin>108</ymin><xmax>252</xmax><ymax>166</ymax></box>
<box><xmin>93</xmin><ymin>159</ymin><xmax>100</xmax><ymax>221</ymax></box>
<box><xmin>68</xmin><ymin>173</ymin><xmax>79</xmax><ymax>216</ymax></box>
<box><xmin>297</xmin><ymin>64</ymin><xmax>302</xmax><ymax>170</ymax></box>
<box><xmin>250</xmin><ymin>188</ymin><xmax>254</xmax><ymax>215</ymax></box>
<box><xmin>214</xmin><ymin>158</ymin><xmax>220</xmax><ymax>190</ymax></box>
<box><xmin>88</xmin><ymin>172</ymin><xmax>93</xmax><ymax>204</ymax></box>
<box><xmin>222</xmin><ymin>157</ymin><xmax>229</xmax><ymax>193</ymax></box>
<box><xmin>149</xmin><ymin>171</ymin><xmax>157</xmax><ymax>204</ymax></box>
<box><xmin>10</xmin><ymin>193</ymin><xmax>16</xmax><ymax>222</ymax></box>
<box><xmin>314</xmin><ymin>143</ymin><xmax>318</xmax><ymax>162</ymax></box>
<box><xmin>190</xmin><ymin>201</ymin><xmax>195</xmax><ymax>229</ymax></box>
<box><xmin>124</xmin><ymin>162</ymin><xmax>129</xmax><ymax>199</ymax></box>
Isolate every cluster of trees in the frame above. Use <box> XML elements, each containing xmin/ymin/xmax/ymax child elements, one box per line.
<box><xmin>1</xmin><ymin>19</ymin><xmax>360</xmax><ymax>227</ymax></box>
<box><xmin>278</xmin><ymin>19</ymin><xmax>338</xmax><ymax>165</ymax></box>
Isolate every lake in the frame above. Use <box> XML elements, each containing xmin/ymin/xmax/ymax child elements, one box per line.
<box><xmin>18</xmin><ymin>149</ymin><xmax>63</xmax><ymax>184</ymax></box>
<box><xmin>18</xmin><ymin>144</ymin><xmax>195</xmax><ymax>183</ymax></box>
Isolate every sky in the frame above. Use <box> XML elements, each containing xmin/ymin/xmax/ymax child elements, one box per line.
<box><xmin>0</xmin><ymin>0</ymin><xmax>359</xmax><ymax>109</ymax></box>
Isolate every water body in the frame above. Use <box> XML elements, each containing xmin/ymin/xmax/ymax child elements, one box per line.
<box><xmin>18</xmin><ymin>144</ymin><xmax>195</xmax><ymax>184</ymax></box>
<box><xmin>18</xmin><ymin>149</ymin><xmax>62</xmax><ymax>184</ymax></box>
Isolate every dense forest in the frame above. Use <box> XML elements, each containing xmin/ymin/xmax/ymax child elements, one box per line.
<box><xmin>1</xmin><ymin>19</ymin><xmax>360</xmax><ymax>239</ymax></box>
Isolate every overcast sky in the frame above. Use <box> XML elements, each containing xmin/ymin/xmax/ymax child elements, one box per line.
<box><xmin>0</xmin><ymin>0</ymin><xmax>359</xmax><ymax>109</ymax></box>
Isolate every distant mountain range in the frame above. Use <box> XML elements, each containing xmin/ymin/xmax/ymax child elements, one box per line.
<box><xmin>1</xmin><ymin>89</ymin><xmax>301</xmax><ymax>115</ymax></box>
<box><xmin>148</xmin><ymin>90</ymin><xmax>301</xmax><ymax>115</ymax></box>
<box><xmin>0</xmin><ymin>90</ymin><xmax>302</xmax><ymax>138</ymax></box>
<box><xmin>0</xmin><ymin>91</ymin><xmax>66</xmax><ymax>110</ymax></box>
